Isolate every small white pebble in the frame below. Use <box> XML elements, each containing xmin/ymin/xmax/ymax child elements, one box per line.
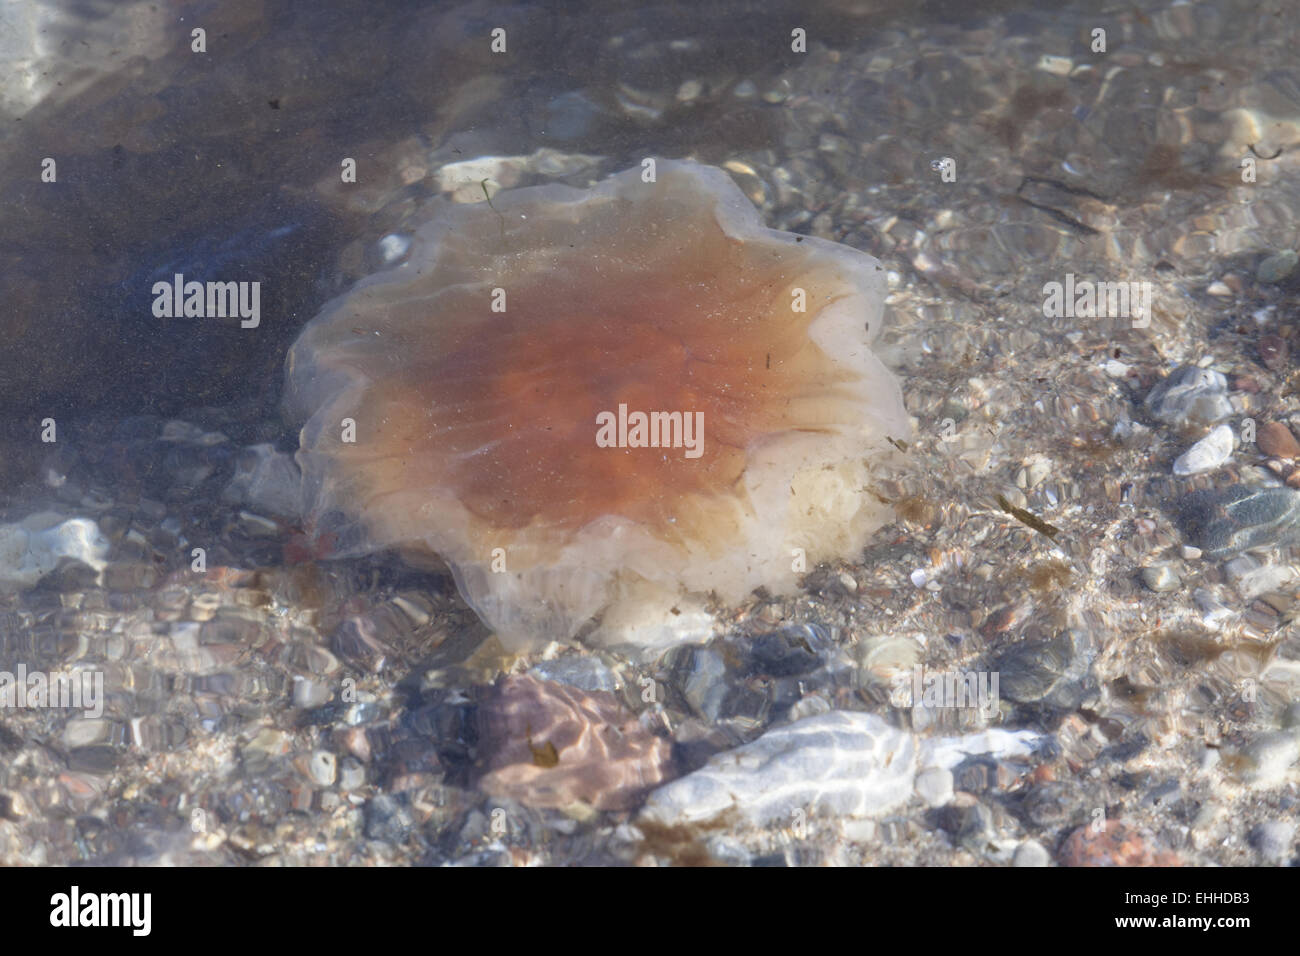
<box><xmin>378</xmin><ymin>233</ymin><xmax>411</xmax><ymax>263</ymax></box>
<box><xmin>1037</xmin><ymin>54</ymin><xmax>1073</xmax><ymax>76</ymax></box>
<box><xmin>1173</xmin><ymin>424</ymin><xmax>1234</xmax><ymax>476</ymax></box>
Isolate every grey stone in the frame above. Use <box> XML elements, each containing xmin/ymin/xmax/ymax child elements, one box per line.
<box><xmin>991</xmin><ymin>628</ymin><xmax>1097</xmax><ymax>708</ymax></box>
<box><xmin>1178</xmin><ymin>485</ymin><xmax>1300</xmax><ymax>559</ymax></box>
<box><xmin>1173</xmin><ymin>424</ymin><xmax>1234</xmax><ymax>476</ymax></box>
<box><xmin>1257</xmin><ymin>250</ymin><xmax>1298</xmax><ymax>284</ymax></box>
<box><xmin>1238</xmin><ymin>731</ymin><xmax>1300</xmax><ymax>787</ymax></box>
<box><xmin>364</xmin><ymin>794</ymin><xmax>413</xmax><ymax>842</ymax></box>
<box><xmin>1145</xmin><ymin>366</ymin><xmax>1232</xmax><ymax>426</ymax></box>
<box><xmin>1248</xmin><ymin>821</ymin><xmax>1295</xmax><ymax>862</ymax></box>
<box><xmin>0</xmin><ymin>513</ymin><xmax>109</xmax><ymax>590</ymax></box>
<box><xmin>914</xmin><ymin>766</ymin><xmax>954</xmax><ymax>806</ymax></box>
<box><xmin>529</xmin><ymin>655</ymin><xmax>620</xmax><ymax>694</ymax></box>
<box><xmin>640</xmin><ymin>711</ymin><xmax>917</xmax><ymax>827</ymax></box>
<box><xmin>1013</xmin><ymin>839</ymin><xmax>1051</xmax><ymax>867</ymax></box>
<box><xmin>307</xmin><ymin>750</ymin><xmax>336</xmax><ymax>787</ymax></box>
<box><xmin>222</xmin><ymin>443</ymin><xmax>302</xmax><ymax>519</ymax></box>
<box><xmin>1142</xmin><ymin>564</ymin><xmax>1182</xmax><ymax>592</ymax></box>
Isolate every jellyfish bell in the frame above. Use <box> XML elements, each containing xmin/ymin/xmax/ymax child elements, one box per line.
<box><xmin>284</xmin><ymin>159</ymin><xmax>909</xmax><ymax>650</ymax></box>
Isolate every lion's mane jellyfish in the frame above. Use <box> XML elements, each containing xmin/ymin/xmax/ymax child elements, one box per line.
<box><xmin>284</xmin><ymin>160</ymin><xmax>909</xmax><ymax>650</ymax></box>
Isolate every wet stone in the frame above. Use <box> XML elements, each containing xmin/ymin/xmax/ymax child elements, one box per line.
<box><xmin>292</xmin><ymin>677</ymin><xmax>332</xmax><ymax>709</ymax></box>
<box><xmin>914</xmin><ymin>766</ymin><xmax>954</xmax><ymax>807</ymax></box>
<box><xmin>1257</xmin><ymin>422</ymin><xmax>1300</xmax><ymax>459</ymax></box>
<box><xmin>475</xmin><ymin>675</ymin><xmax>674</xmax><ymax>811</ymax></box>
<box><xmin>1141</xmin><ymin>564</ymin><xmax>1182</xmax><ymax>592</ymax></box>
<box><xmin>673</xmin><ymin>646</ymin><xmax>729</xmax><ymax>722</ymax></box>
<box><xmin>338</xmin><ymin>757</ymin><xmax>365</xmax><ymax>791</ymax></box>
<box><xmin>991</xmin><ymin>628</ymin><xmax>1095</xmax><ymax>708</ymax></box>
<box><xmin>640</xmin><ymin>711</ymin><xmax>917</xmax><ymax>828</ymax></box>
<box><xmin>307</xmin><ymin>750</ymin><xmax>337</xmax><ymax>787</ymax></box>
<box><xmin>67</xmin><ymin>746</ymin><xmax>119</xmax><ymax>774</ymax></box>
<box><xmin>1021</xmin><ymin>782</ymin><xmax>1073</xmax><ymax>827</ymax></box>
<box><xmin>747</xmin><ymin>624</ymin><xmax>825</xmax><ymax>676</ymax></box>
<box><xmin>956</xmin><ymin>802</ymin><xmax>996</xmax><ymax>854</ymax></box>
<box><xmin>1172</xmin><ymin>424</ymin><xmax>1234</xmax><ymax>476</ymax></box>
<box><xmin>1059</xmin><ymin>820</ymin><xmax>1180</xmax><ymax>867</ymax></box>
<box><xmin>1013</xmin><ymin>839</ymin><xmax>1051</xmax><ymax>867</ymax></box>
<box><xmin>1178</xmin><ymin>485</ymin><xmax>1300</xmax><ymax>559</ymax></box>
<box><xmin>1236</xmin><ymin>730</ymin><xmax>1300</xmax><ymax>787</ymax></box>
<box><xmin>1256</xmin><ymin>249</ymin><xmax>1298</xmax><ymax>284</ymax></box>
<box><xmin>1247</xmin><ymin>821</ymin><xmax>1295</xmax><ymax>863</ymax></box>
<box><xmin>363</xmin><ymin>793</ymin><xmax>413</xmax><ymax>842</ymax></box>
<box><xmin>1144</xmin><ymin>366</ymin><xmax>1232</xmax><ymax>427</ymax></box>
<box><xmin>528</xmin><ymin>655</ymin><xmax>620</xmax><ymax>694</ymax></box>
<box><xmin>221</xmin><ymin>443</ymin><xmax>302</xmax><ymax>519</ymax></box>
<box><xmin>1259</xmin><ymin>335</ymin><xmax>1289</xmax><ymax>372</ymax></box>
<box><xmin>241</xmin><ymin>728</ymin><xmax>291</xmax><ymax>776</ymax></box>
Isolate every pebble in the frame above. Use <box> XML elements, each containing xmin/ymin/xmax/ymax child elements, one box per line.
<box><xmin>639</xmin><ymin>711</ymin><xmax>917</xmax><ymax>828</ymax></box>
<box><xmin>62</xmin><ymin>719</ymin><xmax>112</xmax><ymax>749</ymax></box>
<box><xmin>240</xmin><ymin>728</ymin><xmax>291</xmax><ymax>775</ymax></box>
<box><xmin>1236</xmin><ymin>730</ymin><xmax>1300</xmax><ymax>787</ymax></box>
<box><xmin>377</xmin><ymin>233</ymin><xmax>411</xmax><ymax>263</ymax></box>
<box><xmin>1173</xmin><ymin>424</ymin><xmax>1234</xmax><ymax>475</ymax></box>
<box><xmin>292</xmin><ymin>677</ymin><xmax>332</xmax><ymax>709</ymax></box>
<box><xmin>307</xmin><ymin>750</ymin><xmax>337</xmax><ymax>787</ymax></box>
<box><xmin>1178</xmin><ymin>485</ymin><xmax>1300</xmax><ymax>558</ymax></box>
<box><xmin>0</xmin><ymin>513</ymin><xmax>110</xmax><ymax>590</ymax></box>
<box><xmin>914</xmin><ymin>766</ymin><xmax>954</xmax><ymax>807</ymax></box>
<box><xmin>338</xmin><ymin>757</ymin><xmax>365</xmax><ymax>791</ymax></box>
<box><xmin>1259</xmin><ymin>334</ymin><xmax>1289</xmax><ymax>372</ymax></box>
<box><xmin>529</xmin><ymin>655</ymin><xmax>620</xmax><ymax>694</ymax></box>
<box><xmin>674</xmin><ymin>646</ymin><xmax>729</xmax><ymax>721</ymax></box>
<box><xmin>1141</xmin><ymin>564</ymin><xmax>1182</xmax><ymax>592</ymax></box>
<box><xmin>1247</xmin><ymin>820</ymin><xmax>1295</xmax><ymax>862</ymax></box>
<box><xmin>748</xmin><ymin>624</ymin><xmax>826</xmax><ymax>676</ymax></box>
<box><xmin>956</xmin><ymin>802</ymin><xmax>996</xmax><ymax>852</ymax></box>
<box><xmin>221</xmin><ymin>444</ymin><xmax>302</xmax><ymax>519</ymax></box>
<box><xmin>919</xmin><ymin>728</ymin><xmax>1044</xmax><ymax>770</ymax></box>
<box><xmin>1193</xmin><ymin>588</ymin><xmax>1235</xmax><ymax>629</ymax></box>
<box><xmin>675</xmin><ymin>79</ymin><xmax>703</xmax><ymax>102</ymax></box>
<box><xmin>1144</xmin><ymin>366</ymin><xmax>1232</xmax><ymax>426</ymax></box>
<box><xmin>1258</xmin><ymin>421</ymin><xmax>1300</xmax><ymax>458</ymax></box>
<box><xmin>1059</xmin><ymin>820</ymin><xmax>1180</xmax><ymax>866</ymax></box>
<box><xmin>363</xmin><ymin>794</ymin><xmax>413</xmax><ymax>842</ymax></box>
<box><xmin>477</xmin><ymin>675</ymin><xmax>674</xmax><ymax>811</ymax></box>
<box><xmin>1013</xmin><ymin>839</ymin><xmax>1051</xmax><ymax>867</ymax></box>
<box><xmin>1256</xmin><ymin>249</ymin><xmax>1298</xmax><ymax>284</ymax></box>
<box><xmin>990</xmin><ymin>628</ymin><xmax>1095</xmax><ymax>708</ymax></box>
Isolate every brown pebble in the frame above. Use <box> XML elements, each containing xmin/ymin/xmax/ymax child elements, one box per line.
<box><xmin>1260</xmin><ymin>334</ymin><xmax>1289</xmax><ymax>372</ymax></box>
<box><xmin>1287</xmin><ymin>470</ymin><xmax>1300</xmax><ymax>490</ymax></box>
<box><xmin>1060</xmin><ymin>820</ymin><xmax>1182</xmax><ymax>867</ymax></box>
<box><xmin>1258</xmin><ymin>421</ymin><xmax>1300</xmax><ymax>458</ymax></box>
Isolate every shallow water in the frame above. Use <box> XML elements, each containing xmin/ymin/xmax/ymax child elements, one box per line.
<box><xmin>2</xmin><ymin>0</ymin><xmax>1300</xmax><ymax>866</ymax></box>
